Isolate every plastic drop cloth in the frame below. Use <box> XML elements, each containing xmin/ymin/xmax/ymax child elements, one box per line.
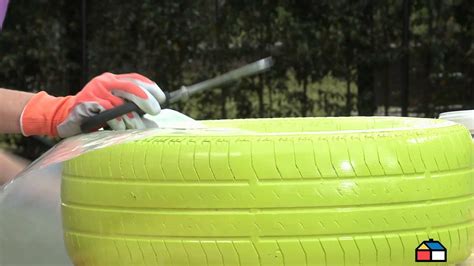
<box><xmin>0</xmin><ymin>109</ymin><xmax>209</xmax><ymax>265</ymax></box>
<box><xmin>1</xmin><ymin>111</ymin><xmax>472</xmax><ymax>265</ymax></box>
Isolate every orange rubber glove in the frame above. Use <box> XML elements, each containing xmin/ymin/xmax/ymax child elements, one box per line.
<box><xmin>21</xmin><ymin>72</ymin><xmax>166</xmax><ymax>137</ymax></box>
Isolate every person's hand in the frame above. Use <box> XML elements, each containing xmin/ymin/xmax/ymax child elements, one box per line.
<box><xmin>21</xmin><ymin>72</ymin><xmax>165</xmax><ymax>137</ymax></box>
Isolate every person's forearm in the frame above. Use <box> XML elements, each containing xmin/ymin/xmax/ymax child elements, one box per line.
<box><xmin>0</xmin><ymin>150</ymin><xmax>29</xmax><ymax>185</ymax></box>
<box><xmin>0</xmin><ymin>88</ymin><xmax>35</xmax><ymax>134</ymax></box>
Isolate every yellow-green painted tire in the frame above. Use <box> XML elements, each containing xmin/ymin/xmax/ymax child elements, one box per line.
<box><xmin>62</xmin><ymin>117</ymin><xmax>474</xmax><ymax>265</ymax></box>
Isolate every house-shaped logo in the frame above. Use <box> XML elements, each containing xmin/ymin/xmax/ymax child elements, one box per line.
<box><xmin>415</xmin><ymin>238</ymin><xmax>447</xmax><ymax>262</ymax></box>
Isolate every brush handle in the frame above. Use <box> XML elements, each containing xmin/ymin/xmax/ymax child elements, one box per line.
<box><xmin>80</xmin><ymin>102</ymin><xmax>140</xmax><ymax>133</ymax></box>
<box><xmin>80</xmin><ymin>92</ymin><xmax>170</xmax><ymax>133</ymax></box>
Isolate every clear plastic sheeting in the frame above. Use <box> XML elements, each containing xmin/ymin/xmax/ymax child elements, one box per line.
<box><xmin>1</xmin><ymin>113</ymin><xmax>471</xmax><ymax>265</ymax></box>
<box><xmin>15</xmin><ymin>109</ymin><xmax>207</xmax><ymax>176</ymax></box>
<box><xmin>0</xmin><ymin>163</ymin><xmax>70</xmax><ymax>265</ymax></box>
<box><xmin>439</xmin><ymin>109</ymin><xmax>474</xmax><ymax>136</ymax></box>
<box><xmin>0</xmin><ymin>109</ymin><xmax>207</xmax><ymax>265</ymax></box>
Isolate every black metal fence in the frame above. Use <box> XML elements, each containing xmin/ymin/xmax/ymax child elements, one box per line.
<box><xmin>0</xmin><ymin>0</ymin><xmax>473</xmax><ymax>158</ymax></box>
